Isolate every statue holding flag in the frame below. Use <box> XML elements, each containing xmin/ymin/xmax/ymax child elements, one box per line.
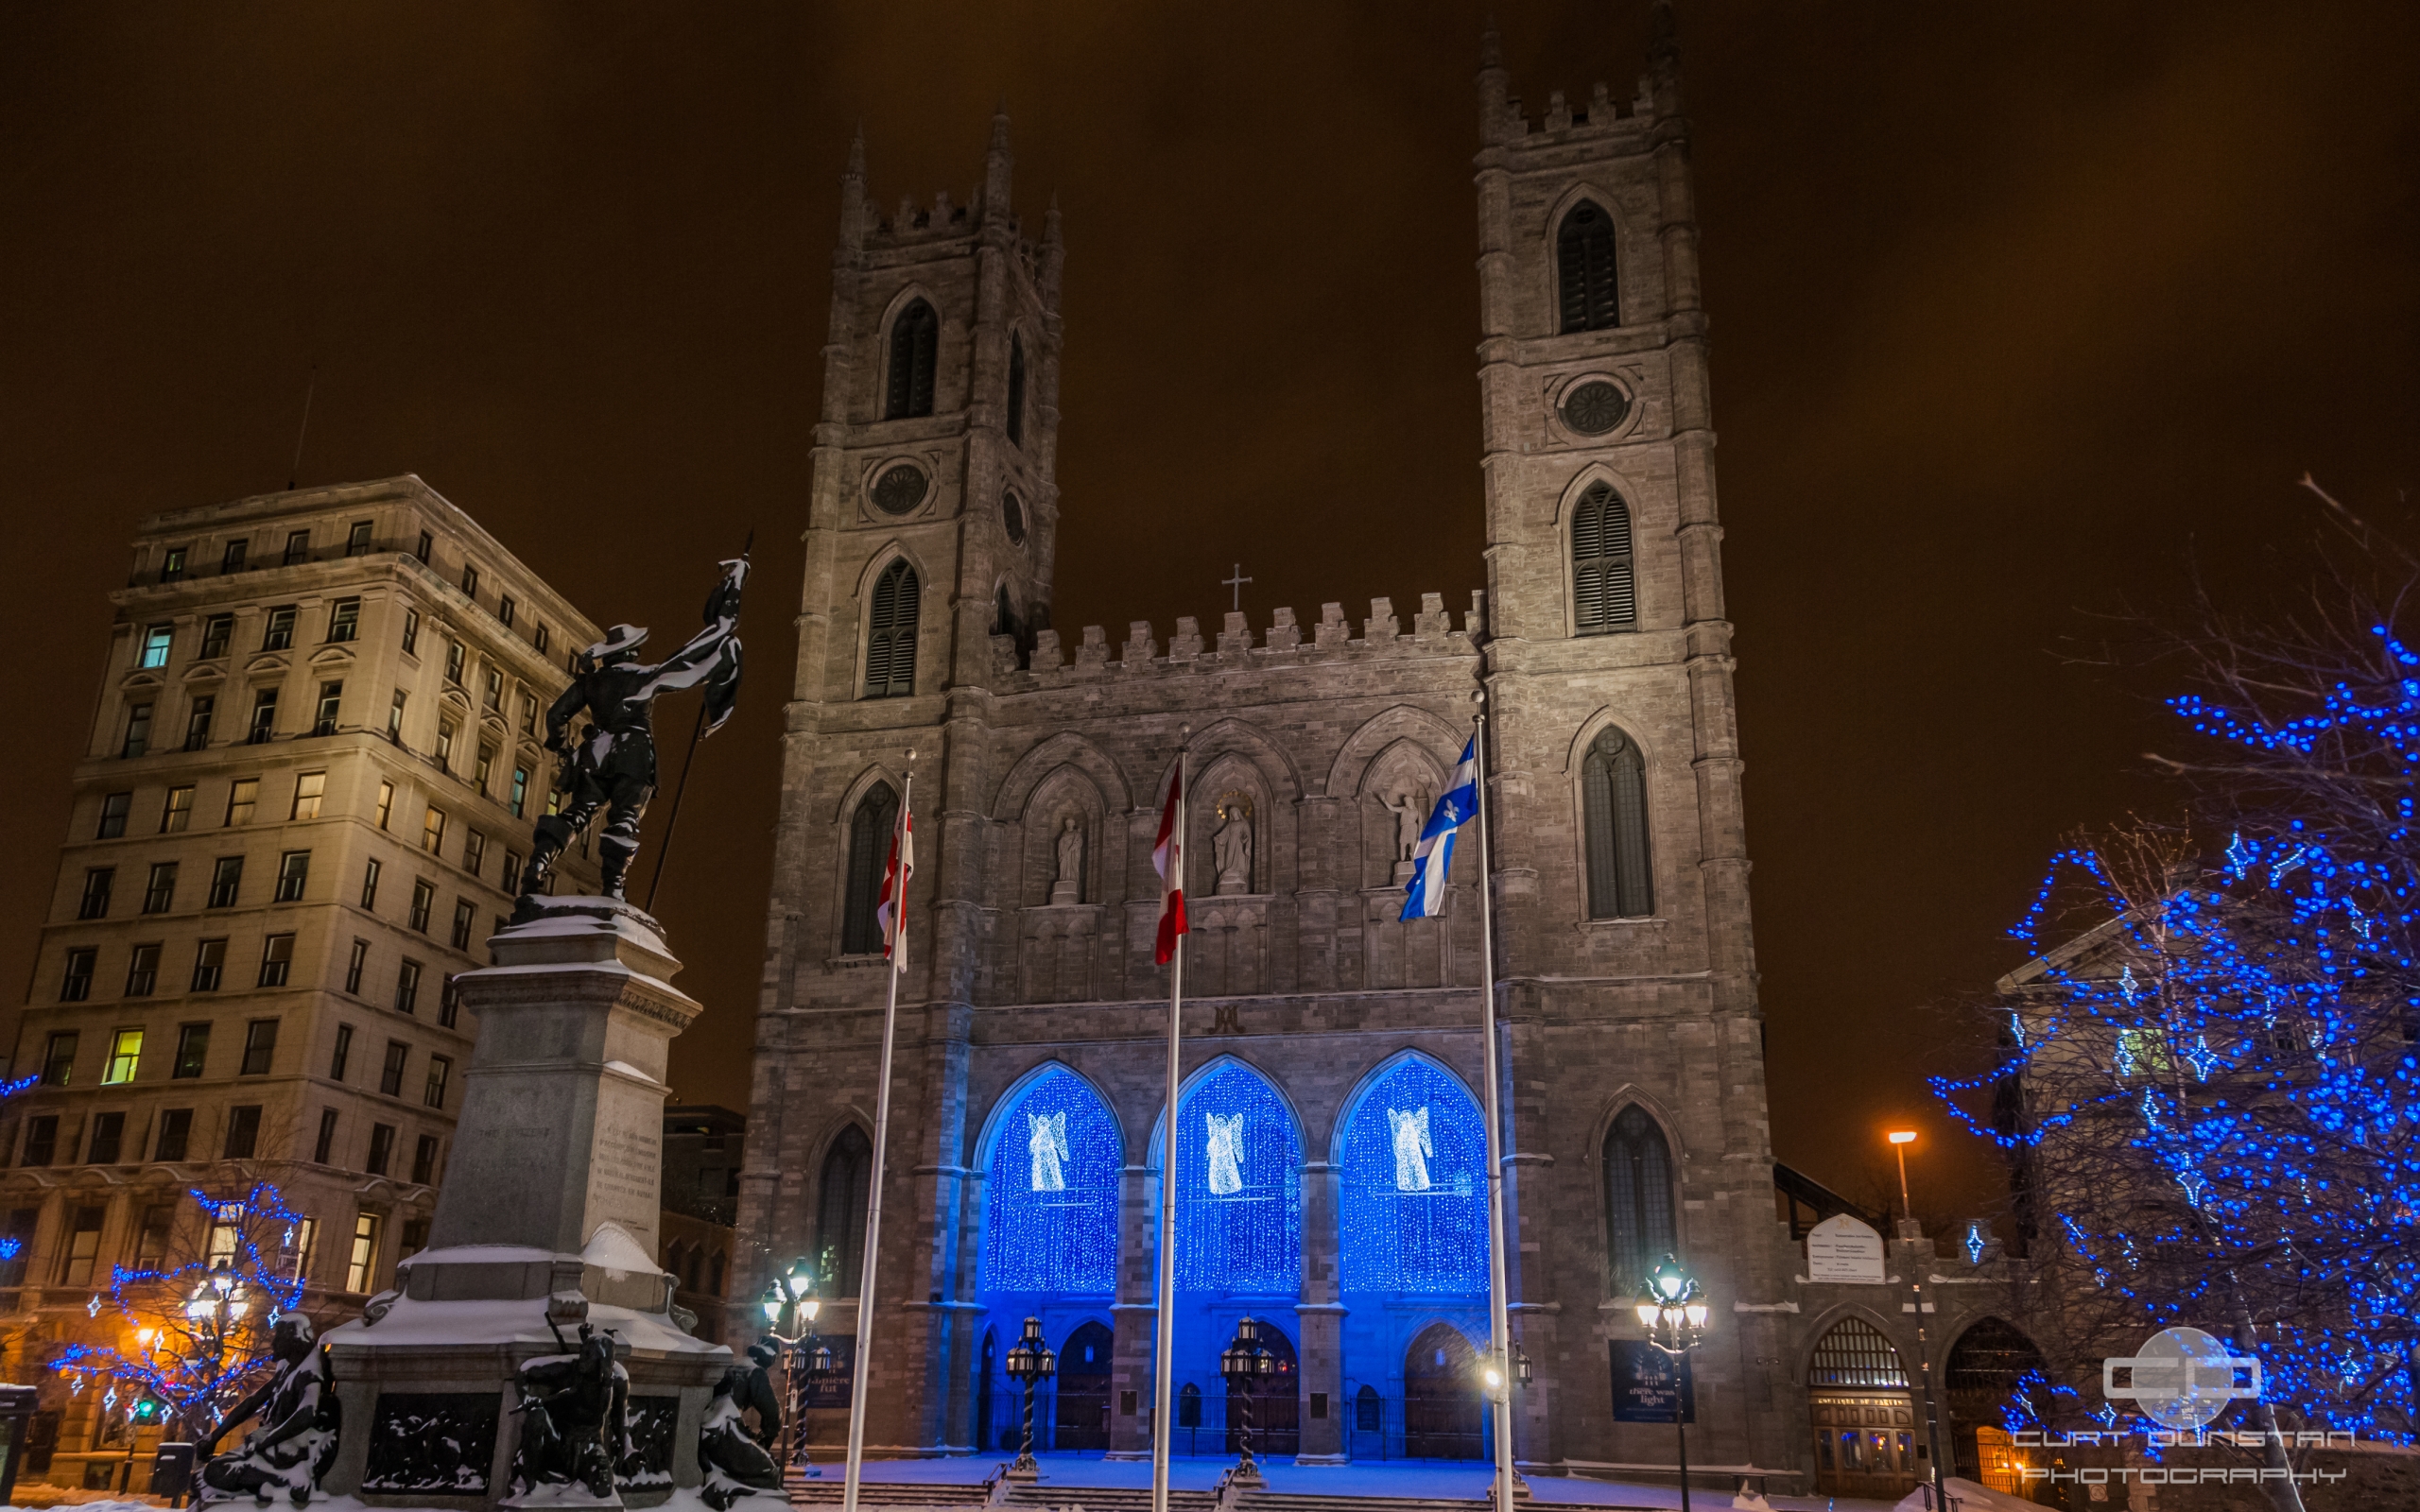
<box><xmin>518</xmin><ymin>556</ymin><xmax>748</xmax><ymax>906</ymax></box>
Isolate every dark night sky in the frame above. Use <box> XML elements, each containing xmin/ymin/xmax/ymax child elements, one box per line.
<box><xmin>2</xmin><ymin>3</ymin><xmax>2415</xmax><ymax>1228</ymax></box>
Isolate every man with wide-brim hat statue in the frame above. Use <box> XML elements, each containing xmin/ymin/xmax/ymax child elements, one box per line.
<box><xmin>518</xmin><ymin>557</ymin><xmax>747</xmax><ymax>909</ymax></box>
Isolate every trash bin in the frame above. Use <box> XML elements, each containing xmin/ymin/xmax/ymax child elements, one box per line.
<box><xmin>150</xmin><ymin>1441</ymin><xmax>198</xmax><ymax>1504</ymax></box>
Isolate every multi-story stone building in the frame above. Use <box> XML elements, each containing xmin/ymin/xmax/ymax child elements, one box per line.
<box><xmin>660</xmin><ymin>1103</ymin><xmax>746</xmax><ymax>1346</ymax></box>
<box><xmin>0</xmin><ymin>476</ymin><xmax>600</xmax><ymax>1476</ymax></box>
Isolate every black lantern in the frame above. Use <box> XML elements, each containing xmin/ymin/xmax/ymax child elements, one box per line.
<box><xmin>1218</xmin><ymin>1316</ymin><xmax>1273</xmax><ymax>1484</ymax></box>
<box><xmin>1002</xmin><ymin>1316</ymin><xmax>1056</xmax><ymax>1477</ymax></box>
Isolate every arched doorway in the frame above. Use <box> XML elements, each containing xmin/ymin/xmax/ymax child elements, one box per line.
<box><xmin>1056</xmin><ymin>1321</ymin><xmax>1114</xmax><ymax>1452</ymax></box>
<box><xmin>1225</xmin><ymin>1320</ymin><xmax>1299</xmax><ymax>1457</ymax></box>
<box><xmin>1404</xmin><ymin>1323</ymin><xmax>1484</xmax><ymax>1460</ymax></box>
<box><xmin>1946</xmin><ymin>1317</ymin><xmax>2048</xmax><ymax>1495</ymax></box>
<box><xmin>1807</xmin><ymin>1316</ymin><xmax>1919</xmax><ymax>1500</ymax></box>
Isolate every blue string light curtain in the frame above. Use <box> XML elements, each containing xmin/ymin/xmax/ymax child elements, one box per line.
<box><xmin>1167</xmin><ymin>1060</ymin><xmax>1303</xmax><ymax>1291</ymax></box>
<box><xmin>1339</xmin><ymin>1056</ymin><xmax>1489</xmax><ymax>1294</ymax></box>
<box><xmin>980</xmin><ymin>1065</ymin><xmax>1122</xmax><ymax>1296</ymax></box>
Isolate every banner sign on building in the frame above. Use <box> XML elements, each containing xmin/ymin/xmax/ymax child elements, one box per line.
<box><xmin>1806</xmin><ymin>1213</ymin><xmax>1887</xmax><ymax>1283</ymax></box>
<box><xmin>1609</xmin><ymin>1340</ymin><xmax>1695</xmax><ymax>1424</ymax></box>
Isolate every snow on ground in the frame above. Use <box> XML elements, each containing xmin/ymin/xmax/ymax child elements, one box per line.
<box><xmin>793</xmin><ymin>1452</ymin><xmax>1901</xmax><ymax>1510</ymax></box>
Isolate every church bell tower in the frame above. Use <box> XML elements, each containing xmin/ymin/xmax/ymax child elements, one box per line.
<box><xmin>1472</xmin><ymin>3</ymin><xmax>1784</xmax><ymax>1470</ymax></box>
<box><xmin>792</xmin><ymin>111</ymin><xmax>1064</xmax><ymax>715</ymax></box>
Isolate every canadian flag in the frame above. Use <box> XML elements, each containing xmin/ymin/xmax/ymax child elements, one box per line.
<box><xmin>1153</xmin><ymin>765</ymin><xmax>1188</xmax><ymax>965</ymax></box>
<box><xmin>876</xmin><ymin>801</ymin><xmax>914</xmax><ymax>972</ymax></box>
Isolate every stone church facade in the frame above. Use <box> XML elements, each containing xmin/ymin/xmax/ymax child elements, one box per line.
<box><xmin>738</xmin><ymin>17</ymin><xmax>2019</xmax><ymax>1493</ymax></box>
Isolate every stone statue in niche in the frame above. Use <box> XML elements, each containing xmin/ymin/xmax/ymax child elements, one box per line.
<box><xmin>1213</xmin><ymin>799</ymin><xmax>1253</xmax><ymax>895</ymax></box>
<box><xmin>197</xmin><ymin>1314</ymin><xmax>338</xmax><ymax>1505</ymax></box>
<box><xmin>1050</xmin><ymin>815</ymin><xmax>1082</xmax><ymax>904</ymax></box>
<box><xmin>1028</xmin><ymin>1110</ymin><xmax>1068</xmax><ymax>1192</ymax></box>
<box><xmin>1388</xmin><ymin>1106</ymin><xmax>1433</xmax><ymax>1193</ymax></box>
<box><xmin>1205</xmin><ymin>1111</ymin><xmax>1246</xmax><ymax>1195</ymax></box>
<box><xmin>1384</xmin><ymin>789</ymin><xmax>1426</xmax><ymax>883</ymax></box>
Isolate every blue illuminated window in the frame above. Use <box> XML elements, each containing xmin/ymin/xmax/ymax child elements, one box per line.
<box><xmin>1163</xmin><ymin>1060</ymin><xmax>1302</xmax><ymax>1291</ymax></box>
<box><xmin>1339</xmin><ymin>1056</ymin><xmax>1489</xmax><ymax>1295</ymax></box>
<box><xmin>980</xmin><ymin>1065</ymin><xmax>1122</xmax><ymax>1296</ymax></box>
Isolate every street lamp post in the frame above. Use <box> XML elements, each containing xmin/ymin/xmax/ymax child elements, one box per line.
<box><xmin>1886</xmin><ymin>1131</ymin><xmax>1951</xmax><ymax>1511</ymax></box>
<box><xmin>1635</xmin><ymin>1256</ymin><xmax>1709</xmax><ymax>1512</ymax></box>
<box><xmin>1218</xmin><ymin>1316</ymin><xmax>1274</xmax><ymax>1486</ymax></box>
<box><xmin>181</xmin><ymin>1261</ymin><xmax>251</xmax><ymax>1439</ymax></box>
<box><xmin>759</xmin><ymin>1260</ymin><xmax>825</xmax><ymax>1474</ymax></box>
<box><xmin>1003</xmin><ymin>1316</ymin><xmax>1056</xmax><ymax>1482</ymax></box>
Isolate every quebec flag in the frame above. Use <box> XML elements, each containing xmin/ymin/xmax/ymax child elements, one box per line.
<box><xmin>1400</xmin><ymin>735</ymin><xmax>1480</xmax><ymax>920</ymax></box>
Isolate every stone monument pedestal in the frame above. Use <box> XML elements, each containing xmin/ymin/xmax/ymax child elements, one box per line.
<box><xmin>320</xmin><ymin>900</ymin><xmax>731</xmax><ymax>1510</ymax></box>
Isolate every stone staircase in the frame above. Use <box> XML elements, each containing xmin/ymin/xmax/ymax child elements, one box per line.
<box><xmin>1236</xmin><ymin>1491</ymin><xmax>1491</xmax><ymax>1512</ymax></box>
<box><xmin>1001</xmin><ymin>1484</ymin><xmax>1220</xmax><ymax>1512</ymax></box>
<box><xmin>787</xmin><ymin>1469</ymin><xmax>996</xmax><ymax>1507</ymax></box>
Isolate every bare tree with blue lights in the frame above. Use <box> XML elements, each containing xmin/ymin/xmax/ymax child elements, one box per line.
<box><xmin>1939</xmin><ymin>515</ymin><xmax>2420</xmax><ymax>1505</ymax></box>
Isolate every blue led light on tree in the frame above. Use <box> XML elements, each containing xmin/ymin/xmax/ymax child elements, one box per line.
<box><xmin>980</xmin><ymin>1066</ymin><xmax>1122</xmax><ymax>1297</ymax></box>
<box><xmin>1339</xmin><ymin>1056</ymin><xmax>1489</xmax><ymax>1295</ymax></box>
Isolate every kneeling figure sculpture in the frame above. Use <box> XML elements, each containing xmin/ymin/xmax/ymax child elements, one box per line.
<box><xmin>198</xmin><ymin>1315</ymin><xmax>338</xmax><ymax>1506</ymax></box>
<box><xmin>510</xmin><ymin>1322</ymin><xmax>630</xmax><ymax>1502</ymax></box>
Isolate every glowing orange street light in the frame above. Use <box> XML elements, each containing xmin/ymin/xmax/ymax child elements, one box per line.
<box><xmin>1887</xmin><ymin>1129</ymin><xmax>1918</xmax><ymax>1221</ymax></box>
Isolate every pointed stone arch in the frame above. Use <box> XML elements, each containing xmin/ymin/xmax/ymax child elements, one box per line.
<box><xmin>973</xmin><ymin>1057</ymin><xmax>1128</xmax><ymax>1170</ymax></box>
<box><xmin>1324</xmin><ymin>704</ymin><xmax>1465</xmax><ymax>799</ymax></box>
<box><xmin>994</xmin><ymin>730</ymin><xmax>1132</xmax><ymax>817</ymax></box>
<box><xmin>1326</xmin><ymin>1048</ymin><xmax>1482</xmax><ymax>1163</ymax></box>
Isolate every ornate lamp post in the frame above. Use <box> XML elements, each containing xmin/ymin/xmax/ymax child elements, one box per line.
<box><xmin>1003</xmin><ymin>1316</ymin><xmax>1055</xmax><ymax>1481</ymax></box>
<box><xmin>759</xmin><ymin>1260</ymin><xmax>825</xmax><ymax>1473</ymax></box>
<box><xmin>1635</xmin><ymin>1255</ymin><xmax>1709</xmax><ymax>1512</ymax></box>
<box><xmin>1218</xmin><ymin>1316</ymin><xmax>1274</xmax><ymax>1486</ymax></box>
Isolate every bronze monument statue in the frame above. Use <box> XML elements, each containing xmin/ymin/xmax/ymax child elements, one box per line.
<box><xmin>519</xmin><ymin>558</ymin><xmax>747</xmax><ymax>906</ymax></box>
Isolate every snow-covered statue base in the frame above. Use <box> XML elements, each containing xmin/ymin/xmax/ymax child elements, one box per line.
<box><xmin>315</xmin><ymin>900</ymin><xmax>732</xmax><ymax>1510</ymax></box>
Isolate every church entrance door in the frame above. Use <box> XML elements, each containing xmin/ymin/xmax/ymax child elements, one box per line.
<box><xmin>1403</xmin><ymin>1323</ymin><xmax>1483</xmax><ymax>1459</ymax></box>
<box><xmin>1055</xmin><ymin>1322</ymin><xmax>1114</xmax><ymax>1451</ymax></box>
<box><xmin>1226</xmin><ymin>1322</ymin><xmax>1299</xmax><ymax>1457</ymax></box>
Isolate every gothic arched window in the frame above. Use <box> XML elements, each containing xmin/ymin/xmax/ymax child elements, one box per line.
<box><xmin>841</xmin><ymin>782</ymin><xmax>899</xmax><ymax>954</ymax></box>
<box><xmin>864</xmin><ymin>559</ymin><xmax>920</xmax><ymax>698</ymax></box>
<box><xmin>885</xmin><ymin>299</ymin><xmax>939</xmax><ymax>420</ymax></box>
<box><xmin>1602</xmin><ymin>1104</ymin><xmax>1675</xmax><ymax>1293</ymax></box>
<box><xmin>1006</xmin><ymin>333</ymin><xmax>1028</xmax><ymax>447</ymax></box>
<box><xmin>1572</xmin><ymin>482</ymin><xmax>1637</xmax><ymax>634</ymax></box>
<box><xmin>818</xmin><ymin>1125</ymin><xmax>875</xmax><ymax>1294</ymax></box>
<box><xmin>1582</xmin><ymin>727</ymin><xmax>1653</xmax><ymax>918</ymax></box>
<box><xmin>1557</xmin><ymin>201</ymin><xmax>1620</xmax><ymax>333</ymax></box>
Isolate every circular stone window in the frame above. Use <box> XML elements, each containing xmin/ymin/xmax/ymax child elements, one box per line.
<box><xmin>1002</xmin><ymin>490</ymin><xmax>1027</xmax><ymax>545</ymax></box>
<box><xmin>871</xmin><ymin>463</ymin><xmax>928</xmax><ymax>516</ymax></box>
<box><xmin>1560</xmin><ymin>381</ymin><xmax>1631</xmax><ymax>436</ymax></box>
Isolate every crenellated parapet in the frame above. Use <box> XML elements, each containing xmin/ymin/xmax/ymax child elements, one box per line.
<box><xmin>990</xmin><ymin>592</ymin><xmax>1486</xmax><ymax>688</ymax></box>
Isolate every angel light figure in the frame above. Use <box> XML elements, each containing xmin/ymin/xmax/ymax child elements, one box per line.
<box><xmin>1028</xmin><ymin>1110</ymin><xmax>1069</xmax><ymax>1192</ymax></box>
<box><xmin>1205</xmin><ymin>1111</ymin><xmax>1246</xmax><ymax>1195</ymax></box>
<box><xmin>1388</xmin><ymin>1106</ymin><xmax>1433</xmax><ymax>1193</ymax></box>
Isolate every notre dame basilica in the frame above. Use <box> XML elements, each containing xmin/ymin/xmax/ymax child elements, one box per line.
<box><xmin>738</xmin><ymin>10</ymin><xmax>2018</xmax><ymax>1498</ymax></box>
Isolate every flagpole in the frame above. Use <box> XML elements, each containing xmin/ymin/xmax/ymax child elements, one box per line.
<box><xmin>843</xmin><ymin>753</ymin><xmax>912</xmax><ymax>1512</ymax></box>
<box><xmin>1150</xmin><ymin>730</ymin><xmax>1188</xmax><ymax>1512</ymax></box>
<box><xmin>1471</xmin><ymin>696</ymin><xmax>1521</xmax><ymax>1510</ymax></box>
